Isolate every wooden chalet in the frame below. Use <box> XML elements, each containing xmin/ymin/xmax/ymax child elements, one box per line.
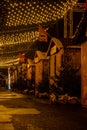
<box><xmin>27</xmin><ymin>59</ymin><xmax>35</xmax><ymax>88</ymax></box>
<box><xmin>27</xmin><ymin>59</ymin><xmax>35</xmax><ymax>80</ymax></box>
<box><xmin>73</xmin><ymin>10</ymin><xmax>87</xmax><ymax>106</ymax></box>
<box><xmin>46</xmin><ymin>37</ymin><xmax>64</xmax><ymax>86</ymax></box>
<box><xmin>81</xmin><ymin>20</ymin><xmax>87</xmax><ymax>106</ymax></box>
<box><xmin>34</xmin><ymin>50</ymin><xmax>49</xmax><ymax>94</ymax></box>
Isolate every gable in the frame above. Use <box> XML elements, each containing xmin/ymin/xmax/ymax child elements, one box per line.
<box><xmin>47</xmin><ymin>37</ymin><xmax>63</xmax><ymax>56</ymax></box>
<box><xmin>34</xmin><ymin>51</ymin><xmax>47</xmax><ymax>63</ymax></box>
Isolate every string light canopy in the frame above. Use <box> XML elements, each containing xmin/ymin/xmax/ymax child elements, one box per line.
<box><xmin>0</xmin><ymin>0</ymin><xmax>78</xmax><ymax>67</ymax></box>
<box><xmin>4</xmin><ymin>0</ymin><xmax>78</xmax><ymax>27</ymax></box>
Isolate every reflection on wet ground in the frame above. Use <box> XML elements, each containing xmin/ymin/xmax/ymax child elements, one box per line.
<box><xmin>0</xmin><ymin>87</ymin><xmax>87</xmax><ymax>130</ymax></box>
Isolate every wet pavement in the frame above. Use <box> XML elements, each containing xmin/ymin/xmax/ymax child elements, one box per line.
<box><xmin>0</xmin><ymin>87</ymin><xmax>87</xmax><ymax>130</ymax></box>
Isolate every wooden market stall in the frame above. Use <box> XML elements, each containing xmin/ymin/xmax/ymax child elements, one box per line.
<box><xmin>34</xmin><ymin>50</ymin><xmax>49</xmax><ymax>96</ymax></box>
<box><xmin>46</xmin><ymin>37</ymin><xmax>64</xmax><ymax>86</ymax></box>
<box><xmin>81</xmin><ymin>37</ymin><xmax>87</xmax><ymax>106</ymax></box>
<box><xmin>27</xmin><ymin>59</ymin><xmax>35</xmax><ymax>92</ymax></box>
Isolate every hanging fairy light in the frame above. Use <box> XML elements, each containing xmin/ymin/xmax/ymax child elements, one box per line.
<box><xmin>5</xmin><ymin>0</ymin><xmax>78</xmax><ymax>27</ymax></box>
<box><xmin>0</xmin><ymin>0</ymin><xmax>79</xmax><ymax>67</ymax></box>
<box><xmin>0</xmin><ymin>30</ymin><xmax>38</xmax><ymax>46</ymax></box>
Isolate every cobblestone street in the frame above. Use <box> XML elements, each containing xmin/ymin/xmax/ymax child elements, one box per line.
<box><xmin>0</xmin><ymin>88</ymin><xmax>87</xmax><ymax>130</ymax></box>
